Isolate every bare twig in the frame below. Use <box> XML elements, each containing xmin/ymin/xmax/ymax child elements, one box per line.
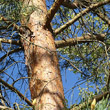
<box><xmin>0</xmin><ymin>47</ymin><xmax>23</xmax><ymax>62</ymax></box>
<box><xmin>59</xmin><ymin>55</ymin><xmax>87</xmax><ymax>76</ymax></box>
<box><xmin>12</xmin><ymin>77</ymin><xmax>31</xmax><ymax>86</ymax></box>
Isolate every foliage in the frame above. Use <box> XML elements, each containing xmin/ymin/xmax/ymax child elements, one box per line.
<box><xmin>0</xmin><ymin>0</ymin><xmax>22</xmax><ymax>21</ymax></box>
<box><xmin>95</xmin><ymin>95</ymin><xmax>110</xmax><ymax>110</ymax></box>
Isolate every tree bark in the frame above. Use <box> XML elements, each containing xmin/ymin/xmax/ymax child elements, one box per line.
<box><xmin>20</xmin><ymin>0</ymin><xmax>64</xmax><ymax>110</ymax></box>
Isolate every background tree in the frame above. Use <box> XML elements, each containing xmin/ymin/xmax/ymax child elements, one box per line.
<box><xmin>0</xmin><ymin>0</ymin><xmax>110</xmax><ymax>110</ymax></box>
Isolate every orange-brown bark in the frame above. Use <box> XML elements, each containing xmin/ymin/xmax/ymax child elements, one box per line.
<box><xmin>20</xmin><ymin>0</ymin><xmax>64</xmax><ymax>110</ymax></box>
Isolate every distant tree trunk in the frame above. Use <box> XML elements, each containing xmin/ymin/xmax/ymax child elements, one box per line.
<box><xmin>20</xmin><ymin>0</ymin><xmax>64</xmax><ymax>110</ymax></box>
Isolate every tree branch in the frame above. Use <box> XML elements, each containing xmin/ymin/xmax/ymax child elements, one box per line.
<box><xmin>62</xmin><ymin>0</ymin><xmax>79</xmax><ymax>9</ymax></box>
<box><xmin>55</xmin><ymin>33</ymin><xmax>105</xmax><ymax>48</ymax></box>
<box><xmin>0</xmin><ymin>15</ymin><xmax>32</xmax><ymax>35</ymax></box>
<box><xmin>0</xmin><ymin>33</ymin><xmax>105</xmax><ymax>49</ymax></box>
<box><xmin>0</xmin><ymin>78</ymin><xmax>33</xmax><ymax>106</ymax></box>
<box><xmin>44</xmin><ymin>0</ymin><xmax>64</xmax><ymax>28</ymax></box>
<box><xmin>72</xmin><ymin>91</ymin><xmax>110</xmax><ymax>110</ymax></box>
<box><xmin>55</xmin><ymin>0</ymin><xmax>110</xmax><ymax>35</ymax></box>
<box><xmin>62</xmin><ymin>0</ymin><xmax>93</xmax><ymax>9</ymax></box>
<box><xmin>0</xmin><ymin>105</ymin><xmax>13</xmax><ymax>110</ymax></box>
<box><xmin>63</xmin><ymin>0</ymin><xmax>110</xmax><ymax>27</ymax></box>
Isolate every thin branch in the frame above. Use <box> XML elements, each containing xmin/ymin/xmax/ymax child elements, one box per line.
<box><xmin>96</xmin><ymin>12</ymin><xmax>110</xmax><ymax>27</ymax></box>
<box><xmin>55</xmin><ymin>0</ymin><xmax>110</xmax><ymax>35</ymax></box>
<box><xmin>59</xmin><ymin>55</ymin><xmax>87</xmax><ymax>76</ymax></box>
<box><xmin>0</xmin><ymin>15</ymin><xmax>32</xmax><ymax>35</ymax></box>
<box><xmin>0</xmin><ymin>86</ymin><xmax>10</xmax><ymax>107</ymax></box>
<box><xmin>12</xmin><ymin>77</ymin><xmax>31</xmax><ymax>86</ymax></box>
<box><xmin>0</xmin><ymin>38</ymin><xmax>21</xmax><ymax>46</ymax></box>
<box><xmin>0</xmin><ymin>78</ymin><xmax>33</xmax><ymax>106</ymax></box>
<box><xmin>0</xmin><ymin>15</ymin><xmax>24</xmax><ymax>33</ymax></box>
<box><xmin>0</xmin><ymin>47</ymin><xmax>23</xmax><ymax>62</ymax></box>
<box><xmin>44</xmin><ymin>0</ymin><xmax>64</xmax><ymax>28</ymax></box>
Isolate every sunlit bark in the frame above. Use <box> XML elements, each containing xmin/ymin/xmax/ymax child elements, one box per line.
<box><xmin>20</xmin><ymin>0</ymin><xmax>64</xmax><ymax>110</ymax></box>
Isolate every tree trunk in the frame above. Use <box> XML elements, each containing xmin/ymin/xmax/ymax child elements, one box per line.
<box><xmin>20</xmin><ymin>0</ymin><xmax>64</xmax><ymax>110</ymax></box>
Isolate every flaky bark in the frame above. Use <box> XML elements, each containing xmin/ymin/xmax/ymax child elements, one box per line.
<box><xmin>20</xmin><ymin>0</ymin><xmax>64</xmax><ymax>110</ymax></box>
